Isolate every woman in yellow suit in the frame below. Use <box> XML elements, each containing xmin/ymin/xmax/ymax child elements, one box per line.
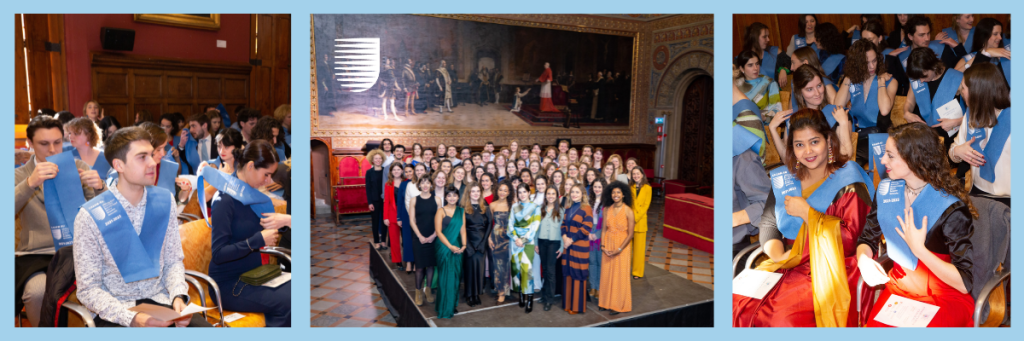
<box><xmin>628</xmin><ymin>167</ymin><xmax>652</xmax><ymax>279</ymax></box>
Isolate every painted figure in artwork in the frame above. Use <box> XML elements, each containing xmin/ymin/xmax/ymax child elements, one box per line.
<box><xmin>380</xmin><ymin>57</ymin><xmax>403</xmax><ymax>121</ymax></box>
<box><xmin>403</xmin><ymin>58</ymin><xmax>419</xmax><ymax>115</ymax></box>
<box><xmin>537</xmin><ymin>62</ymin><xmax>559</xmax><ymax>112</ymax></box>
<box><xmin>511</xmin><ymin>87</ymin><xmax>531</xmax><ymax>113</ymax></box>
<box><xmin>436</xmin><ymin>60</ymin><xmax>454</xmax><ymax>113</ymax></box>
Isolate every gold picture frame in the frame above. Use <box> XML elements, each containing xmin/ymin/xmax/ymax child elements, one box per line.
<box><xmin>133</xmin><ymin>14</ymin><xmax>220</xmax><ymax>31</ymax></box>
<box><xmin>311</xmin><ymin>14</ymin><xmax>666</xmax><ymax>149</ymax></box>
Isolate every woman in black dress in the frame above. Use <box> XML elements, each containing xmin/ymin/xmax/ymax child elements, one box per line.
<box><xmin>408</xmin><ymin>177</ymin><xmax>439</xmax><ymax>306</ymax></box>
<box><xmin>461</xmin><ymin>183</ymin><xmax>492</xmax><ymax>307</ymax></box>
<box><xmin>366</xmin><ymin>149</ymin><xmax>387</xmax><ymax>250</ymax></box>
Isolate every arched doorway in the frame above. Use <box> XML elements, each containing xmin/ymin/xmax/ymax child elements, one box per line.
<box><xmin>311</xmin><ymin>140</ymin><xmax>331</xmax><ymax>216</ymax></box>
<box><xmin>676</xmin><ymin>75</ymin><xmax>713</xmax><ymax>188</ymax></box>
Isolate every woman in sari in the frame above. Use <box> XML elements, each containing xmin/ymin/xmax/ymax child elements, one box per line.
<box><xmin>736</xmin><ymin>50</ymin><xmax>783</xmax><ymax>124</ymax></box>
<box><xmin>599</xmin><ymin>181</ymin><xmax>634</xmax><ymax>315</ymax></box>
<box><xmin>858</xmin><ymin>122</ymin><xmax>976</xmax><ymax>327</ymax></box>
<box><xmin>509</xmin><ymin>183</ymin><xmax>542</xmax><ymax>313</ymax></box>
<box><xmin>732</xmin><ymin>108</ymin><xmax>873</xmax><ymax>327</ymax></box>
<box><xmin>434</xmin><ymin>186</ymin><xmax>466</xmax><ymax>319</ymax></box>
<box><xmin>489</xmin><ymin>181</ymin><xmax>514</xmax><ymax>303</ymax></box>
<box><xmin>561</xmin><ymin>184</ymin><xmax>593</xmax><ymax>314</ymax></box>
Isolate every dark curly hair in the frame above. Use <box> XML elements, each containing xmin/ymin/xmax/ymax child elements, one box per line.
<box><xmin>785</xmin><ymin>108</ymin><xmax>848</xmax><ymax>180</ymax></box>
<box><xmin>814</xmin><ymin>22</ymin><xmax>846</xmax><ymax>55</ymax></box>
<box><xmin>845</xmin><ymin>39</ymin><xmax>887</xmax><ymax>84</ymax></box>
<box><xmin>602</xmin><ymin>181</ymin><xmax>634</xmax><ymax>210</ymax></box>
<box><xmin>251</xmin><ymin>116</ymin><xmax>283</xmax><ymax>145</ymax></box>
<box><xmin>888</xmin><ymin>123</ymin><xmax>977</xmax><ymax>218</ymax></box>
<box><xmin>493</xmin><ymin>180</ymin><xmax>515</xmax><ymax>208</ymax></box>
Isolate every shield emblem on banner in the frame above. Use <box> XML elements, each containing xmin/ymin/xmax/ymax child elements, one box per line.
<box><xmin>335</xmin><ymin>38</ymin><xmax>380</xmax><ymax>93</ymax></box>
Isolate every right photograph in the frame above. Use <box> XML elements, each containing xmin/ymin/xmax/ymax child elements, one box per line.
<box><xmin>731</xmin><ymin>14</ymin><xmax>1010</xmax><ymax>328</ymax></box>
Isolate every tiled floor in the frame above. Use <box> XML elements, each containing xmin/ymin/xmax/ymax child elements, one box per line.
<box><xmin>310</xmin><ymin>198</ymin><xmax>714</xmax><ymax>327</ymax></box>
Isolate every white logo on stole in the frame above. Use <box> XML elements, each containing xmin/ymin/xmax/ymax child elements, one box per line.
<box><xmin>873</xmin><ymin>145</ymin><xmax>883</xmax><ymax>156</ymax></box>
<box><xmin>878</xmin><ymin>180</ymin><xmax>891</xmax><ymax>196</ymax></box>
<box><xmin>334</xmin><ymin>38</ymin><xmax>380</xmax><ymax>93</ymax></box>
<box><xmin>771</xmin><ymin>174</ymin><xmax>785</xmax><ymax>189</ymax></box>
<box><xmin>90</xmin><ymin>204</ymin><xmax>107</xmax><ymax>221</ymax></box>
<box><xmin>850</xmin><ymin>84</ymin><xmax>858</xmax><ymax>94</ymax></box>
<box><xmin>52</xmin><ymin>228</ymin><xmax>62</xmax><ymax>240</ymax></box>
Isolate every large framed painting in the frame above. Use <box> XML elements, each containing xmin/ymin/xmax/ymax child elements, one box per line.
<box><xmin>134</xmin><ymin>14</ymin><xmax>221</xmax><ymax>31</ymax></box>
<box><xmin>312</xmin><ymin>14</ymin><xmax>652</xmax><ymax>148</ymax></box>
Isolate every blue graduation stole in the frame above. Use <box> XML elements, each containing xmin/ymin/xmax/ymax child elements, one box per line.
<box><xmin>72</xmin><ymin>149</ymin><xmax>111</xmax><ymax>181</ymax></box>
<box><xmin>92</xmin><ymin>152</ymin><xmax>111</xmax><ymax>181</ymax></box>
<box><xmin>83</xmin><ymin>186</ymin><xmax>172</xmax><ymax>283</ymax></box>
<box><xmin>42</xmin><ymin>151</ymin><xmax>87</xmax><ymax>251</ymax></box>
<box><xmin>793</xmin><ymin>35</ymin><xmax>819</xmax><ymax>53</ymax></box>
<box><xmin>821</xmin><ymin>54</ymin><xmax>845</xmax><ymax>79</ymax></box>
<box><xmin>849</xmin><ymin>75</ymin><xmax>891</xmax><ymax>128</ymax></box>
<box><xmin>760</xmin><ymin>46</ymin><xmax>779</xmax><ymax>80</ymax></box>
<box><xmin>216</xmin><ymin>103</ymin><xmax>231</xmax><ymax>128</ymax></box>
<box><xmin>868</xmin><ymin>133</ymin><xmax>888</xmax><ymax>175</ymax></box>
<box><xmin>911</xmin><ymin>69</ymin><xmax>963</xmax><ymax>126</ymax></box>
<box><xmin>943</xmin><ymin>27</ymin><xmax>974</xmax><ymax>52</ymax></box>
<box><xmin>882</xmin><ymin>47</ymin><xmax>895</xmax><ymax>56</ymax></box>
<box><xmin>850</xmin><ymin>29</ymin><xmax>861</xmax><ymax>44</ymax></box>
<box><xmin>733</xmin><ymin>125</ymin><xmax>763</xmax><ymax>157</ymax></box>
<box><xmin>965</xmin><ymin>108</ymin><xmax>1011</xmax><ymax>182</ymax></box>
<box><xmin>275</xmin><ymin>144</ymin><xmax>287</xmax><ymax>163</ymax></box>
<box><xmin>733</xmin><ymin>99</ymin><xmax>761</xmax><ymax>120</ymax></box>
<box><xmin>197</xmin><ymin>165</ymin><xmax>276</xmax><ymax>225</ymax></box>
<box><xmin>62</xmin><ymin>142</ymin><xmax>74</xmax><ymax>153</ymax></box>
<box><xmin>899</xmin><ymin>43</ymin><xmax>944</xmax><ymax>70</ymax></box>
<box><xmin>174</xmin><ymin>130</ymin><xmax>201</xmax><ymax>176</ymax></box>
<box><xmin>877</xmin><ymin>179</ymin><xmax>959</xmax><ymax>270</ymax></box>
<box><xmin>769</xmin><ymin>161</ymin><xmax>873</xmax><ymax>239</ymax></box>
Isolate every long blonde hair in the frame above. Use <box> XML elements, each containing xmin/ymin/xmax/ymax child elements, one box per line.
<box><xmin>460</xmin><ymin>182</ymin><xmax>489</xmax><ymax>215</ymax></box>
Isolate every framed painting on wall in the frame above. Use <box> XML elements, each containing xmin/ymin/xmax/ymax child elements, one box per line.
<box><xmin>134</xmin><ymin>14</ymin><xmax>221</xmax><ymax>31</ymax></box>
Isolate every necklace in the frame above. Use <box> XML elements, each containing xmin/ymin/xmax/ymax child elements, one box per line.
<box><xmin>906</xmin><ymin>183</ymin><xmax>926</xmax><ymax>197</ymax></box>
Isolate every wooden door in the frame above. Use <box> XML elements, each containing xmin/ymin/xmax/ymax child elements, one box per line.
<box><xmin>250</xmin><ymin>14</ymin><xmax>291</xmax><ymax>117</ymax></box>
<box><xmin>15</xmin><ymin>14</ymin><xmax>69</xmax><ymax>124</ymax></box>
<box><xmin>677</xmin><ymin>75</ymin><xmax>714</xmax><ymax>188</ymax></box>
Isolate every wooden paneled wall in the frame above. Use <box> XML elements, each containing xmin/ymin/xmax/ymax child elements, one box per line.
<box><xmin>15</xmin><ymin>14</ymin><xmax>69</xmax><ymax>124</ymax></box>
<box><xmin>733</xmin><ymin>14</ymin><xmax>1010</xmax><ymax>57</ymax></box>
<box><xmin>90</xmin><ymin>53</ymin><xmax>251</xmax><ymax>125</ymax></box>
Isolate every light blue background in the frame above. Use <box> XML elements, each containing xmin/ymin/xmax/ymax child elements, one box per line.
<box><xmin>1</xmin><ymin>1</ymin><xmax>1018</xmax><ymax>337</ymax></box>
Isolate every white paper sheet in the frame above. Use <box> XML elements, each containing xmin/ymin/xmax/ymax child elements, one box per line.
<box><xmin>858</xmin><ymin>254</ymin><xmax>891</xmax><ymax>286</ymax></box>
<box><xmin>129</xmin><ymin>303</ymin><xmax>214</xmax><ymax>322</ymax></box>
<box><xmin>223</xmin><ymin>313</ymin><xmax>246</xmax><ymax>323</ymax></box>
<box><xmin>872</xmin><ymin>294</ymin><xmax>940</xmax><ymax>327</ymax></box>
<box><xmin>263</xmin><ymin>272</ymin><xmax>291</xmax><ymax>288</ymax></box>
<box><xmin>936</xmin><ymin>98</ymin><xmax>964</xmax><ymax>137</ymax></box>
<box><xmin>732</xmin><ymin>269</ymin><xmax>782</xmax><ymax>300</ymax></box>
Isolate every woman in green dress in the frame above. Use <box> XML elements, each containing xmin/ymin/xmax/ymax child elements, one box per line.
<box><xmin>434</xmin><ymin>185</ymin><xmax>466</xmax><ymax>319</ymax></box>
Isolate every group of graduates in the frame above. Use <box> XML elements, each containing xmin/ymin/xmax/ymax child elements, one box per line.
<box><xmin>364</xmin><ymin>139</ymin><xmax>653</xmax><ymax>318</ymax></box>
<box><xmin>15</xmin><ymin>102</ymin><xmax>294</xmax><ymax>327</ymax></box>
<box><xmin>732</xmin><ymin>14</ymin><xmax>1011</xmax><ymax>327</ymax></box>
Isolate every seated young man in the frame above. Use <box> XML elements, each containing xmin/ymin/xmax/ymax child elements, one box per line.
<box><xmin>15</xmin><ymin>116</ymin><xmax>106</xmax><ymax>327</ymax></box>
<box><xmin>72</xmin><ymin>127</ymin><xmax>211</xmax><ymax>327</ymax></box>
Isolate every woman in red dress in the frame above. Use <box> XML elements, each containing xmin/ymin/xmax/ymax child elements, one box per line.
<box><xmin>383</xmin><ymin>162</ymin><xmax>405</xmax><ymax>265</ymax></box>
<box><xmin>857</xmin><ymin>123</ymin><xmax>976</xmax><ymax>327</ymax></box>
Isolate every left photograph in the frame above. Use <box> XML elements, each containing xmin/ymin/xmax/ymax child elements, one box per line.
<box><xmin>14</xmin><ymin>14</ymin><xmax>293</xmax><ymax>327</ymax></box>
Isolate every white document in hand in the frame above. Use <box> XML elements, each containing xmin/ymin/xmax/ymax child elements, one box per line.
<box><xmin>732</xmin><ymin>269</ymin><xmax>783</xmax><ymax>300</ymax></box>
<box><xmin>936</xmin><ymin>99</ymin><xmax>964</xmax><ymax>137</ymax></box>
<box><xmin>858</xmin><ymin>254</ymin><xmax>891</xmax><ymax>286</ymax></box>
<box><xmin>873</xmin><ymin>294</ymin><xmax>940</xmax><ymax>327</ymax></box>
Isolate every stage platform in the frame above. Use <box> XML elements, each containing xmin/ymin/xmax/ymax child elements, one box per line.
<box><xmin>369</xmin><ymin>242</ymin><xmax>714</xmax><ymax>327</ymax></box>
<box><xmin>511</xmin><ymin>104</ymin><xmax>627</xmax><ymax>127</ymax></box>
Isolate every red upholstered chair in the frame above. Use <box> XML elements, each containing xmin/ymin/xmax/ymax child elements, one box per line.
<box><xmin>644</xmin><ymin>168</ymin><xmax>664</xmax><ymax>197</ymax></box>
<box><xmin>662</xmin><ymin>193</ymin><xmax>713</xmax><ymax>254</ymax></box>
<box><xmin>663</xmin><ymin>179</ymin><xmax>698</xmax><ymax>196</ymax></box>
<box><xmin>335</xmin><ymin>156</ymin><xmax>372</xmax><ymax>223</ymax></box>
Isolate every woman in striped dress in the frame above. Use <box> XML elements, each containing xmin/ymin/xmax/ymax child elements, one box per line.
<box><xmin>599</xmin><ymin>181</ymin><xmax>635</xmax><ymax>315</ymax></box>
<box><xmin>561</xmin><ymin>184</ymin><xmax>593</xmax><ymax>314</ymax></box>
<box><xmin>509</xmin><ymin>183</ymin><xmax>542</xmax><ymax>313</ymax></box>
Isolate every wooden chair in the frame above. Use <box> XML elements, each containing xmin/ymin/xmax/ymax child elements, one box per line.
<box><xmin>179</xmin><ymin>219</ymin><xmax>267</xmax><ymax>327</ymax></box>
